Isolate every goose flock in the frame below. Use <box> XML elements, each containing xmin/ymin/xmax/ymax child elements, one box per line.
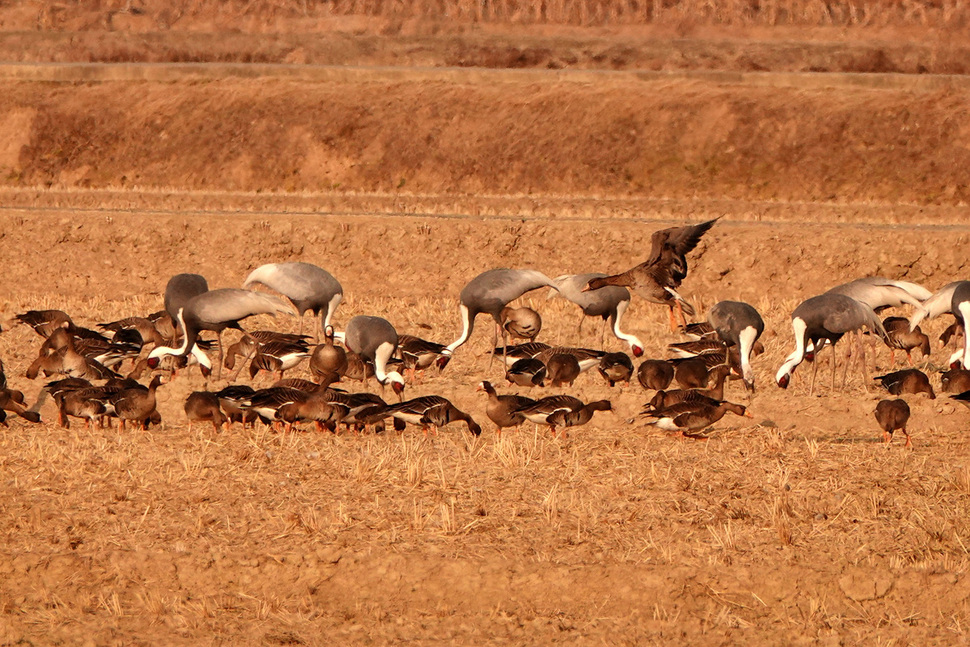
<box><xmin>3</xmin><ymin>217</ymin><xmax>970</xmax><ymax>445</ymax></box>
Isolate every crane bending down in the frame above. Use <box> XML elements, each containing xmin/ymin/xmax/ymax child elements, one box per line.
<box><xmin>148</xmin><ymin>288</ymin><xmax>298</xmax><ymax>380</ymax></box>
<box><xmin>243</xmin><ymin>262</ymin><xmax>343</xmax><ymax>339</ymax></box>
<box><xmin>341</xmin><ymin>315</ymin><xmax>406</xmax><ymax>398</ymax></box>
<box><xmin>445</xmin><ymin>268</ymin><xmax>558</xmax><ymax>366</ymax></box>
<box><xmin>776</xmin><ymin>293</ymin><xmax>896</xmax><ymax>395</ymax></box>
<box><xmin>549</xmin><ymin>273</ymin><xmax>644</xmax><ymax>357</ymax></box>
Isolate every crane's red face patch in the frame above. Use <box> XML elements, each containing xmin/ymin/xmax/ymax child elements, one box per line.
<box><xmin>632</xmin><ymin>345</ymin><xmax>644</xmax><ymax>358</ymax></box>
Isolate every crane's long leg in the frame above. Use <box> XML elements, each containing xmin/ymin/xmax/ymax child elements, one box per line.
<box><xmin>858</xmin><ymin>331</ymin><xmax>869</xmax><ymax>393</ymax></box>
<box><xmin>215</xmin><ymin>331</ymin><xmax>225</xmax><ymax>382</ymax></box>
<box><xmin>809</xmin><ymin>345</ymin><xmax>821</xmax><ymax>396</ymax></box>
<box><xmin>229</xmin><ymin>342</ymin><xmax>257</xmax><ymax>383</ymax></box>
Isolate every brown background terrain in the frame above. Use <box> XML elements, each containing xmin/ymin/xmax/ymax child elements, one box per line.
<box><xmin>2</xmin><ymin>2</ymin><xmax>970</xmax><ymax>645</ymax></box>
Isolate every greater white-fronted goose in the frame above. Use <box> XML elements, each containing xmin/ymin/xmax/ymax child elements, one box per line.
<box><xmin>341</xmin><ymin>315</ymin><xmax>406</xmax><ymax>398</ymax></box>
<box><xmin>874</xmin><ymin>399</ymin><xmax>911</xmax><ymax>447</ymax></box>
<box><xmin>512</xmin><ymin>395</ymin><xmax>584</xmax><ymax>436</ymax></box>
<box><xmin>882</xmin><ymin>316</ymin><xmax>930</xmax><ymax>366</ymax></box>
<box><xmin>597</xmin><ymin>352</ymin><xmax>633</xmax><ymax>387</ymax></box>
<box><xmin>544</xmin><ymin>353</ymin><xmax>581</xmax><ymax>388</ymax></box>
<box><xmin>873</xmin><ymin>369</ymin><xmax>935</xmax><ymax>399</ymax></box>
<box><xmin>109</xmin><ymin>375</ymin><xmax>164</xmax><ymax>430</ymax></box>
<box><xmin>0</xmin><ymin>386</ymin><xmax>40</xmax><ymax>425</ymax></box>
<box><xmin>360</xmin><ymin>395</ymin><xmax>470</xmax><ymax>435</ymax></box>
<box><xmin>706</xmin><ymin>300</ymin><xmax>765</xmax><ymax>392</ymax></box>
<box><xmin>215</xmin><ymin>384</ymin><xmax>258</xmax><ymax>429</ymax></box>
<box><xmin>248</xmin><ymin>339</ymin><xmax>311</xmax><ymax>381</ymax></box>
<box><xmin>776</xmin><ymin>293</ymin><xmax>895</xmax><ymax>394</ymax></box>
<box><xmin>149</xmin><ymin>286</ymin><xmax>297</xmax><ymax>380</ymax></box>
<box><xmin>98</xmin><ymin>316</ymin><xmax>166</xmax><ymax>347</ymax></box>
<box><xmin>243</xmin><ymin>262</ymin><xmax>343</xmax><ymax>340</ymax></box>
<box><xmin>941</xmin><ymin>320</ymin><xmax>965</xmax><ymax>349</ymax></box>
<box><xmin>941</xmin><ymin>368</ymin><xmax>970</xmax><ymax>394</ymax></box>
<box><xmin>545</xmin><ymin>400</ymin><xmax>612</xmax><ymax>433</ymax></box>
<box><xmin>647</xmin><ymin>365</ymin><xmax>733</xmax><ymax>411</ymax></box>
<box><xmin>245</xmin><ymin>387</ymin><xmax>308</xmax><ymax>427</ymax></box>
<box><xmin>342</xmin><ymin>350</ymin><xmax>378</xmax><ymax>383</ymax></box>
<box><xmin>310</xmin><ymin>325</ymin><xmax>349</xmax><ymax>384</ymax></box>
<box><xmin>637</xmin><ymin>359</ymin><xmax>674</xmax><ymax>391</ymax></box>
<box><xmin>500</xmin><ymin>306</ymin><xmax>542</xmax><ymax>342</ymax></box>
<box><xmin>184</xmin><ymin>391</ymin><xmax>227</xmax><ymax>432</ymax></box>
<box><xmin>533</xmin><ymin>346</ymin><xmax>605</xmax><ymax>373</ymax></box>
<box><xmin>445</xmin><ymin>268</ymin><xmax>558</xmax><ymax>365</ymax></box>
<box><xmin>14</xmin><ymin>309</ymin><xmax>73</xmax><ymax>338</ymax></box>
<box><xmin>419</xmin><ymin>401</ymin><xmax>482</xmax><ymax>436</ymax></box>
<box><xmin>642</xmin><ymin>400</ymin><xmax>749</xmax><ymax>437</ymax></box>
<box><xmin>505</xmin><ymin>357</ymin><xmax>546</xmax><ymax>387</ymax></box>
<box><xmin>27</xmin><ymin>332</ymin><xmax>120</xmax><ymax>381</ymax></box>
<box><xmin>494</xmin><ymin>342</ymin><xmax>551</xmax><ymax>367</ymax></box>
<box><xmin>276</xmin><ymin>389</ymin><xmax>350</xmax><ymax>433</ymax></box>
<box><xmin>951</xmin><ymin>390</ymin><xmax>970</xmax><ymax>410</ymax></box>
<box><xmin>58</xmin><ymin>388</ymin><xmax>109</xmax><ymax>429</ymax></box>
<box><xmin>671</xmin><ymin>357</ymin><xmax>713</xmax><ymax>390</ymax></box>
<box><xmin>398</xmin><ymin>334</ymin><xmax>451</xmax><ymax>381</ymax></box>
<box><xmin>550</xmin><ymin>273</ymin><xmax>644</xmax><ymax>357</ymax></box>
<box><xmin>584</xmin><ymin>218</ymin><xmax>718</xmax><ymax>331</ymax></box>
<box><xmin>477</xmin><ymin>380</ymin><xmax>536</xmax><ymax>436</ymax></box>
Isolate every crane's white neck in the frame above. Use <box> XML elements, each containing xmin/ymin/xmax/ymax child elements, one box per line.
<box><xmin>445</xmin><ymin>304</ymin><xmax>473</xmax><ymax>353</ymax></box>
<box><xmin>737</xmin><ymin>325</ymin><xmax>759</xmax><ymax>387</ymax></box>
<box><xmin>610</xmin><ymin>299</ymin><xmax>643</xmax><ymax>355</ymax></box>
<box><xmin>147</xmin><ymin>309</ymin><xmax>209</xmax><ymax>369</ymax></box>
<box><xmin>775</xmin><ymin>317</ymin><xmax>807</xmax><ymax>385</ymax></box>
<box><xmin>322</xmin><ymin>293</ymin><xmax>342</xmax><ymax>331</ymax></box>
<box><xmin>959</xmin><ymin>301</ymin><xmax>970</xmax><ymax>369</ymax></box>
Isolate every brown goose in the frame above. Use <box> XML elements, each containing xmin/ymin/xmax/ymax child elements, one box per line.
<box><xmin>342</xmin><ymin>350</ymin><xmax>377</xmax><ymax>383</ymax></box>
<box><xmin>941</xmin><ymin>368</ymin><xmax>970</xmax><ymax>394</ymax></box>
<box><xmin>98</xmin><ymin>316</ymin><xmax>166</xmax><ymax>347</ymax></box>
<box><xmin>58</xmin><ymin>388</ymin><xmax>109</xmax><ymax>429</ymax></box>
<box><xmin>545</xmin><ymin>400</ymin><xmax>612</xmax><ymax>432</ymax></box>
<box><xmin>27</xmin><ymin>333</ymin><xmax>120</xmax><ymax>380</ymax></box>
<box><xmin>14</xmin><ymin>309</ymin><xmax>73</xmax><ymax>338</ymax></box>
<box><xmin>874</xmin><ymin>399</ymin><xmax>911</xmax><ymax>447</ymax></box>
<box><xmin>512</xmin><ymin>395</ymin><xmax>584</xmax><ymax>436</ymax></box>
<box><xmin>248</xmin><ymin>339</ymin><xmax>311</xmax><ymax>381</ymax></box>
<box><xmin>500</xmin><ymin>306</ymin><xmax>542</xmax><ymax>342</ymax></box>
<box><xmin>477</xmin><ymin>381</ymin><xmax>536</xmax><ymax>436</ymax></box>
<box><xmin>419</xmin><ymin>401</ymin><xmax>482</xmax><ymax>436</ymax></box>
<box><xmin>583</xmin><ymin>219</ymin><xmax>718</xmax><ymax>330</ymax></box>
<box><xmin>545</xmin><ymin>353</ymin><xmax>581</xmax><ymax>387</ymax></box>
<box><xmin>0</xmin><ymin>388</ymin><xmax>41</xmax><ymax>425</ymax></box>
<box><xmin>598</xmin><ymin>352</ymin><xmax>634</xmax><ymax>387</ymax></box>
<box><xmin>110</xmin><ymin>375</ymin><xmax>164</xmax><ymax>430</ymax></box>
<box><xmin>637</xmin><ymin>359</ymin><xmax>674</xmax><ymax>391</ymax></box>
<box><xmin>310</xmin><ymin>325</ymin><xmax>349</xmax><ymax>384</ymax></box>
<box><xmin>505</xmin><ymin>357</ymin><xmax>546</xmax><ymax>387</ymax></box>
<box><xmin>494</xmin><ymin>342</ymin><xmax>551</xmax><ymax>367</ymax></box>
<box><xmin>215</xmin><ymin>385</ymin><xmax>257</xmax><ymax>429</ymax></box>
<box><xmin>647</xmin><ymin>365</ymin><xmax>733</xmax><ymax>412</ymax></box>
<box><xmin>397</xmin><ymin>334</ymin><xmax>451</xmax><ymax>381</ymax></box>
<box><xmin>671</xmin><ymin>357</ymin><xmax>713</xmax><ymax>390</ymax></box>
<box><xmin>533</xmin><ymin>346</ymin><xmax>605</xmax><ymax>373</ymax></box>
<box><xmin>882</xmin><ymin>316</ymin><xmax>930</xmax><ymax>366</ymax></box>
<box><xmin>276</xmin><ymin>389</ymin><xmax>349</xmax><ymax>433</ymax></box>
<box><xmin>642</xmin><ymin>400</ymin><xmax>749</xmax><ymax>437</ymax></box>
<box><xmin>184</xmin><ymin>391</ymin><xmax>226</xmax><ymax>432</ymax></box>
<box><xmin>873</xmin><ymin>369</ymin><xmax>935</xmax><ymax>399</ymax></box>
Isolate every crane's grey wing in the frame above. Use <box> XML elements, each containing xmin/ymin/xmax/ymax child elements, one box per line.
<box><xmin>462</xmin><ymin>268</ymin><xmax>557</xmax><ymax>308</ymax></box>
<box><xmin>827</xmin><ymin>276</ymin><xmax>931</xmax><ymax>310</ymax></box>
<box><xmin>822</xmin><ymin>297</ymin><xmax>890</xmax><ymax>342</ymax></box>
<box><xmin>551</xmin><ymin>273</ymin><xmax>629</xmax><ymax>309</ymax></box>
<box><xmin>910</xmin><ymin>281</ymin><xmax>965</xmax><ymax>330</ymax></box>
<box><xmin>243</xmin><ymin>262</ymin><xmax>343</xmax><ymax>301</ymax></box>
<box><xmin>190</xmin><ymin>289</ymin><xmax>298</xmax><ymax>324</ymax></box>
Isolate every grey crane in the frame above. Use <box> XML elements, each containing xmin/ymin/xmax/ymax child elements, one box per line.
<box><xmin>148</xmin><ymin>288</ymin><xmax>297</xmax><ymax>380</ymax></box>
<box><xmin>776</xmin><ymin>293</ymin><xmax>894</xmax><ymax>395</ymax></box>
<box><xmin>164</xmin><ymin>273</ymin><xmax>209</xmax><ymax>322</ymax></box>
<box><xmin>952</xmin><ymin>281</ymin><xmax>970</xmax><ymax>369</ymax></box>
<box><xmin>707</xmin><ymin>300</ymin><xmax>765</xmax><ymax>392</ymax></box>
<box><xmin>904</xmin><ymin>280</ymin><xmax>970</xmax><ymax>367</ymax></box>
<box><xmin>825</xmin><ymin>276</ymin><xmax>931</xmax><ymax>312</ymax></box>
<box><xmin>548</xmin><ymin>273</ymin><xmax>644</xmax><ymax>357</ymax></box>
<box><xmin>243</xmin><ymin>262</ymin><xmax>343</xmax><ymax>339</ymax></box>
<box><xmin>445</xmin><ymin>268</ymin><xmax>558</xmax><ymax>366</ymax></box>
<box><xmin>341</xmin><ymin>315</ymin><xmax>406</xmax><ymax>398</ymax></box>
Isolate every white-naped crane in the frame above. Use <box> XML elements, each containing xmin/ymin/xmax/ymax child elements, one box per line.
<box><xmin>583</xmin><ymin>218</ymin><xmax>718</xmax><ymax>331</ymax></box>
<box><xmin>706</xmin><ymin>300</ymin><xmax>765</xmax><ymax>393</ymax></box>
<box><xmin>243</xmin><ymin>262</ymin><xmax>343</xmax><ymax>340</ymax></box>
<box><xmin>148</xmin><ymin>288</ymin><xmax>297</xmax><ymax>380</ymax></box>
<box><xmin>340</xmin><ymin>315</ymin><xmax>406</xmax><ymax>398</ymax></box>
<box><xmin>445</xmin><ymin>268</ymin><xmax>559</xmax><ymax>366</ymax></box>
<box><xmin>164</xmin><ymin>273</ymin><xmax>209</xmax><ymax>321</ymax></box>
<box><xmin>548</xmin><ymin>273</ymin><xmax>644</xmax><ymax>357</ymax></box>
<box><xmin>825</xmin><ymin>276</ymin><xmax>932</xmax><ymax>313</ymax></box>
<box><xmin>776</xmin><ymin>293</ymin><xmax>897</xmax><ymax>395</ymax></box>
<box><xmin>951</xmin><ymin>281</ymin><xmax>970</xmax><ymax>369</ymax></box>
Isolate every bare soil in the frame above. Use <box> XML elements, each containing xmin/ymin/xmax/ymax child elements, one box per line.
<box><xmin>1</xmin><ymin>7</ymin><xmax>970</xmax><ymax>646</ymax></box>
